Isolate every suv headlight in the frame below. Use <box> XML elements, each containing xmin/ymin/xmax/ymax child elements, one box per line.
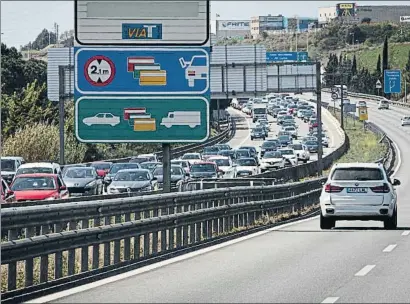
<box><xmin>85</xmin><ymin>181</ymin><xmax>96</xmax><ymax>188</ymax></box>
<box><xmin>108</xmin><ymin>187</ymin><xmax>119</xmax><ymax>194</ymax></box>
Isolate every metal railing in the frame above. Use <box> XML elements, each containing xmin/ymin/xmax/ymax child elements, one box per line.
<box><xmin>1</xmin><ymin>179</ymin><xmax>324</xmax><ymax>302</ymax></box>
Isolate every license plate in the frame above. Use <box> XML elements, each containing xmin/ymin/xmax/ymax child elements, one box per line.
<box><xmin>347</xmin><ymin>187</ymin><xmax>368</xmax><ymax>193</ymax></box>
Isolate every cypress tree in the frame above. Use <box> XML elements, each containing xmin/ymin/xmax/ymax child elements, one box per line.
<box><xmin>376</xmin><ymin>54</ymin><xmax>381</xmax><ymax>74</ymax></box>
<box><xmin>352</xmin><ymin>54</ymin><xmax>358</xmax><ymax>75</ymax></box>
<box><xmin>382</xmin><ymin>36</ymin><xmax>389</xmax><ymax>98</ymax></box>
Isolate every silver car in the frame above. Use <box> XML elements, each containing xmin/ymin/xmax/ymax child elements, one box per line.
<box><xmin>401</xmin><ymin>116</ymin><xmax>410</xmax><ymax>126</ymax></box>
<box><xmin>107</xmin><ymin>169</ymin><xmax>158</xmax><ymax>194</ymax></box>
<box><xmin>63</xmin><ymin>167</ymin><xmax>103</xmax><ymax>196</ymax></box>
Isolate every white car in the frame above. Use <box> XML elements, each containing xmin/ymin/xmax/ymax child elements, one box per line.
<box><xmin>289</xmin><ymin>143</ymin><xmax>310</xmax><ymax>163</ymax></box>
<box><xmin>283</xmin><ymin>126</ymin><xmax>298</xmax><ymax>138</ymax></box>
<box><xmin>278</xmin><ymin>148</ymin><xmax>298</xmax><ymax>166</ymax></box>
<box><xmin>15</xmin><ymin>162</ymin><xmax>62</xmax><ymax>177</ymax></box>
<box><xmin>137</xmin><ymin>154</ymin><xmax>158</xmax><ymax>162</ymax></box>
<box><xmin>207</xmin><ymin>156</ymin><xmax>235</xmax><ymax>177</ymax></box>
<box><xmin>260</xmin><ymin>151</ymin><xmax>285</xmax><ymax>172</ymax></box>
<box><xmin>378</xmin><ymin>99</ymin><xmax>389</xmax><ymax>110</ymax></box>
<box><xmin>319</xmin><ymin>163</ymin><xmax>400</xmax><ymax>230</ymax></box>
<box><xmin>234</xmin><ymin>158</ymin><xmax>259</xmax><ymax>177</ymax></box>
<box><xmin>401</xmin><ymin>116</ymin><xmax>410</xmax><ymax>126</ymax></box>
<box><xmin>83</xmin><ymin>113</ymin><xmax>120</xmax><ymax>126</ymax></box>
<box><xmin>181</xmin><ymin>153</ymin><xmax>202</xmax><ymax>165</ymax></box>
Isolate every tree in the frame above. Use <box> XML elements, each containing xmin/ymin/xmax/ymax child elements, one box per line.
<box><xmin>376</xmin><ymin>54</ymin><xmax>381</xmax><ymax>75</ymax></box>
<box><xmin>261</xmin><ymin>31</ymin><xmax>268</xmax><ymax>40</ymax></box>
<box><xmin>21</xmin><ymin>29</ymin><xmax>57</xmax><ymax>51</ymax></box>
<box><xmin>351</xmin><ymin>54</ymin><xmax>358</xmax><ymax>75</ymax></box>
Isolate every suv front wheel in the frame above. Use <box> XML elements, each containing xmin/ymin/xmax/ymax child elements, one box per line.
<box><xmin>320</xmin><ymin>213</ymin><xmax>335</xmax><ymax>229</ymax></box>
<box><xmin>384</xmin><ymin>207</ymin><xmax>397</xmax><ymax>230</ymax></box>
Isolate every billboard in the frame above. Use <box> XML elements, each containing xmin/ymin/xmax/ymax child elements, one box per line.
<box><xmin>336</xmin><ymin>3</ymin><xmax>357</xmax><ymax>17</ymax></box>
<box><xmin>218</xmin><ymin>20</ymin><xmax>250</xmax><ymax>31</ymax></box>
<box><xmin>400</xmin><ymin>16</ymin><xmax>410</xmax><ymax>22</ymax></box>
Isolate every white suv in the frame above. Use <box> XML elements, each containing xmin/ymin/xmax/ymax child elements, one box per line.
<box><xmin>319</xmin><ymin>163</ymin><xmax>400</xmax><ymax>230</ymax></box>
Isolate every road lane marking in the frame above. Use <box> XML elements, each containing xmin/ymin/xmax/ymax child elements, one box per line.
<box><xmin>391</xmin><ymin>140</ymin><xmax>402</xmax><ymax>177</ymax></box>
<box><xmin>321</xmin><ymin>297</ymin><xmax>339</xmax><ymax>303</ymax></box>
<box><xmin>236</xmin><ymin>110</ymin><xmax>251</xmax><ymax>147</ymax></box>
<box><xmin>355</xmin><ymin>265</ymin><xmax>375</xmax><ymax>277</ymax></box>
<box><xmin>401</xmin><ymin>231</ymin><xmax>410</xmax><ymax>236</ymax></box>
<box><xmin>382</xmin><ymin>244</ymin><xmax>397</xmax><ymax>252</ymax></box>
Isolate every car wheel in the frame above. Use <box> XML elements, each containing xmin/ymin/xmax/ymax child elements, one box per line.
<box><xmin>251</xmin><ymin>137</ymin><xmax>254</xmax><ymax>140</ymax></box>
<box><xmin>320</xmin><ymin>213</ymin><xmax>335</xmax><ymax>229</ymax></box>
<box><xmin>384</xmin><ymin>207</ymin><xmax>397</xmax><ymax>230</ymax></box>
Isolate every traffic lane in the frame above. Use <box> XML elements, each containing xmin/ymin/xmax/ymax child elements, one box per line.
<box><xmin>226</xmin><ymin>107</ymin><xmax>251</xmax><ymax>149</ymax></box>
<box><xmin>322</xmin><ymin>92</ymin><xmax>410</xmax><ymax>228</ymax></box>
<box><xmin>325</xmin><ymin>234</ymin><xmax>410</xmax><ymax>303</ymax></box>
<box><xmin>51</xmin><ymin>220</ymin><xmax>405</xmax><ymax>303</ymax></box>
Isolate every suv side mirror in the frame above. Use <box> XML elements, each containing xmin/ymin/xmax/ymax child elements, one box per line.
<box><xmin>60</xmin><ymin>185</ymin><xmax>67</xmax><ymax>191</ymax></box>
<box><xmin>393</xmin><ymin>178</ymin><xmax>401</xmax><ymax>186</ymax></box>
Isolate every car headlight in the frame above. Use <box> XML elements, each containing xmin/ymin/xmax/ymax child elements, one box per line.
<box><xmin>141</xmin><ymin>185</ymin><xmax>152</xmax><ymax>191</ymax></box>
<box><xmin>108</xmin><ymin>187</ymin><xmax>119</xmax><ymax>194</ymax></box>
<box><xmin>85</xmin><ymin>181</ymin><xmax>96</xmax><ymax>188</ymax></box>
<box><xmin>45</xmin><ymin>196</ymin><xmax>56</xmax><ymax>200</ymax></box>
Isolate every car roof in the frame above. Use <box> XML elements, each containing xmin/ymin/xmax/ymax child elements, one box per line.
<box><xmin>237</xmin><ymin>157</ymin><xmax>256</xmax><ymax>161</ymax></box>
<box><xmin>18</xmin><ymin>162</ymin><xmax>57</xmax><ymax>168</ymax></box>
<box><xmin>193</xmin><ymin>161</ymin><xmax>216</xmax><ymax>165</ymax></box>
<box><xmin>138</xmin><ymin>154</ymin><xmax>156</xmax><ymax>157</ymax></box>
<box><xmin>332</xmin><ymin>162</ymin><xmax>383</xmax><ymax>169</ymax></box>
<box><xmin>116</xmin><ymin>168</ymin><xmax>151</xmax><ymax>173</ymax></box>
<box><xmin>15</xmin><ymin>173</ymin><xmax>58</xmax><ymax>178</ymax></box>
<box><xmin>208</xmin><ymin>156</ymin><xmax>229</xmax><ymax>160</ymax></box>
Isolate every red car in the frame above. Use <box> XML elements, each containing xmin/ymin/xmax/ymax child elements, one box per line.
<box><xmin>90</xmin><ymin>161</ymin><xmax>112</xmax><ymax>178</ymax></box>
<box><xmin>10</xmin><ymin>173</ymin><xmax>69</xmax><ymax>202</ymax></box>
<box><xmin>1</xmin><ymin>178</ymin><xmax>16</xmax><ymax>203</ymax></box>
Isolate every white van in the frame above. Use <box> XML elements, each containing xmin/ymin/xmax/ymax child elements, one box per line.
<box><xmin>161</xmin><ymin>111</ymin><xmax>201</xmax><ymax>128</ymax></box>
<box><xmin>15</xmin><ymin>162</ymin><xmax>62</xmax><ymax>177</ymax></box>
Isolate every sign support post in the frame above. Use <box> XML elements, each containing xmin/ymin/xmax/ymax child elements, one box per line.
<box><xmin>162</xmin><ymin>143</ymin><xmax>171</xmax><ymax>193</ymax></box>
<box><xmin>315</xmin><ymin>62</ymin><xmax>323</xmax><ymax>177</ymax></box>
<box><xmin>58</xmin><ymin>66</ymin><xmax>66</xmax><ymax>165</ymax></box>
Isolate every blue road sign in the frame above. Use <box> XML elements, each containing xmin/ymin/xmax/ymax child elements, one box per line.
<box><xmin>384</xmin><ymin>69</ymin><xmax>401</xmax><ymax>94</ymax></box>
<box><xmin>122</xmin><ymin>24</ymin><xmax>163</xmax><ymax>40</ymax></box>
<box><xmin>74</xmin><ymin>47</ymin><xmax>210</xmax><ymax>95</ymax></box>
<box><xmin>266</xmin><ymin>51</ymin><xmax>309</xmax><ymax>62</ymax></box>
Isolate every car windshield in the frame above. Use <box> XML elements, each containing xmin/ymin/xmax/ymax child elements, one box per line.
<box><xmin>109</xmin><ymin>163</ymin><xmax>140</xmax><ymax>174</ymax></box>
<box><xmin>64</xmin><ymin>168</ymin><xmax>95</xmax><ymax>178</ymax></box>
<box><xmin>331</xmin><ymin>168</ymin><xmax>384</xmax><ymax>181</ymax></box>
<box><xmin>236</xmin><ymin>159</ymin><xmax>257</xmax><ymax>166</ymax></box>
<box><xmin>253</xmin><ymin>108</ymin><xmax>266</xmax><ymax>114</ymax></box>
<box><xmin>285</xmin><ymin>127</ymin><xmax>295</xmax><ymax>131</ymax></box>
<box><xmin>278</xmin><ymin>135</ymin><xmax>290</xmax><ymax>140</ymax></box>
<box><xmin>153</xmin><ymin>166</ymin><xmax>183</xmax><ymax>176</ymax></box>
<box><xmin>171</xmin><ymin>161</ymin><xmax>188</xmax><ymax>168</ymax></box>
<box><xmin>284</xmin><ymin>116</ymin><xmax>293</xmax><ymax>120</ymax></box>
<box><xmin>262</xmin><ymin>141</ymin><xmax>276</xmax><ymax>148</ymax></box>
<box><xmin>114</xmin><ymin>171</ymin><xmax>150</xmax><ymax>181</ymax></box>
<box><xmin>190</xmin><ymin>164</ymin><xmax>216</xmax><ymax>173</ymax></box>
<box><xmin>203</xmin><ymin>146</ymin><xmax>219</xmax><ymax>153</ymax></box>
<box><xmin>218</xmin><ymin>150</ymin><xmax>233</xmax><ymax>156</ymax></box>
<box><xmin>140</xmin><ymin>163</ymin><xmax>159</xmax><ymax>170</ymax></box>
<box><xmin>253</xmin><ymin>128</ymin><xmax>263</xmax><ymax>133</ymax></box>
<box><xmin>264</xmin><ymin>152</ymin><xmax>282</xmax><ymax>158</ymax></box>
<box><xmin>290</xmin><ymin>144</ymin><xmax>303</xmax><ymax>150</ymax></box>
<box><xmin>280</xmin><ymin>150</ymin><xmax>294</xmax><ymax>155</ymax></box>
<box><xmin>16</xmin><ymin>167</ymin><xmax>53</xmax><ymax>175</ymax></box>
<box><xmin>216</xmin><ymin>145</ymin><xmax>230</xmax><ymax>150</ymax></box>
<box><xmin>211</xmin><ymin>158</ymin><xmax>230</xmax><ymax>167</ymax></box>
<box><xmin>1</xmin><ymin>159</ymin><xmax>16</xmax><ymax>171</ymax></box>
<box><xmin>236</xmin><ymin>150</ymin><xmax>250</xmax><ymax>157</ymax></box>
<box><xmin>11</xmin><ymin>176</ymin><xmax>56</xmax><ymax>191</ymax></box>
<box><xmin>182</xmin><ymin>154</ymin><xmax>200</xmax><ymax>160</ymax></box>
<box><xmin>129</xmin><ymin>157</ymin><xmax>149</xmax><ymax>163</ymax></box>
<box><xmin>91</xmin><ymin>163</ymin><xmax>111</xmax><ymax>170</ymax></box>
<box><xmin>305</xmin><ymin>141</ymin><xmax>317</xmax><ymax>145</ymax></box>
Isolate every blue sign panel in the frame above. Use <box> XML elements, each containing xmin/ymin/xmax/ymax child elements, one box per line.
<box><xmin>384</xmin><ymin>69</ymin><xmax>401</xmax><ymax>94</ymax></box>
<box><xmin>75</xmin><ymin>47</ymin><xmax>210</xmax><ymax>95</ymax></box>
<box><xmin>266</xmin><ymin>51</ymin><xmax>309</xmax><ymax>62</ymax></box>
<box><xmin>122</xmin><ymin>23</ymin><xmax>163</xmax><ymax>40</ymax></box>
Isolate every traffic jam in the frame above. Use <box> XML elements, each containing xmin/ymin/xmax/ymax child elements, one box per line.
<box><xmin>1</xmin><ymin>93</ymin><xmax>328</xmax><ymax>203</ymax></box>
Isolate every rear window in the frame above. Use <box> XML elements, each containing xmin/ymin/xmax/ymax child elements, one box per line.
<box><xmin>331</xmin><ymin>167</ymin><xmax>384</xmax><ymax>181</ymax></box>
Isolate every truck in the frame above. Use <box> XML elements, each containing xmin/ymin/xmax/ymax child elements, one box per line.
<box><xmin>252</xmin><ymin>104</ymin><xmax>267</xmax><ymax>123</ymax></box>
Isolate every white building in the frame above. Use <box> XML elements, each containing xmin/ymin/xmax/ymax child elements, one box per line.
<box><xmin>215</xmin><ymin>20</ymin><xmax>251</xmax><ymax>41</ymax></box>
<box><xmin>318</xmin><ymin>6</ymin><xmax>338</xmax><ymax>25</ymax></box>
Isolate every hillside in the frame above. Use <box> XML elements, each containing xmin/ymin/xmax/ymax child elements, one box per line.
<box><xmin>344</xmin><ymin>43</ymin><xmax>410</xmax><ymax>72</ymax></box>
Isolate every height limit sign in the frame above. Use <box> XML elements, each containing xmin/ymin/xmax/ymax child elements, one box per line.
<box><xmin>84</xmin><ymin>55</ymin><xmax>115</xmax><ymax>86</ymax></box>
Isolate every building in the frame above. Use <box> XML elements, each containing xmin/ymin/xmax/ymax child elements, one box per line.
<box><xmin>319</xmin><ymin>3</ymin><xmax>410</xmax><ymax>25</ymax></box>
<box><xmin>251</xmin><ymin>14</ymin><xmax>285</xmax><ymax>38</ymax></box>
<box><xmin>318</xmin><ymin>6</ymin><xmax>338</xmax><ymax>25</ymax></box>
<box><xmin>287</xmin><ymin>17</ymin><xmax>319</xmax><ymax>32</ymax></box>
<box><xmin>215</xmin><ymin>20</ymin><xmax>251</xmax><ymax>41</ymax></box>
<box><xmin>355</xmin><ymin>5</ymin><xmax>410</xmax><ymax>23</ymax></box>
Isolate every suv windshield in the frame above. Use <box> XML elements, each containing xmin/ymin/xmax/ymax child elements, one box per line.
<box><xmin>290</xmin><ymin>144</ymin><xmax>303</xmax><ymax>150</ymax></box>
<box><xmin>211</xmin><ymin>159</ymin><xmax>230</xmax><ymax>167</ymax></box>
<box><xmin>190</xmin><ymin>164</ymin><xmax>216</xmax><ymax>173</ymax></box>
<box><xmin>11</xmin><ymin>176</ymin><xmax>56</xmax><ymax>191</ymax></box>
<box><xmin>1</xmin><ymin>159</ymin><xmax>16</xmax><ymax>171</ymax></box>
<box><xmin>109</xmin><ymin>163</ymin><xmax>140</xmax><ymax>174</ymax></box>
<box><xmin>253</xmin><ymin>128</ymin><xmax>263</xmax><ymax>133</ymax></box>
<box><xmin>203</xmin><ymin>146</ymin><xmax>219</xmax><ymax>153</ymax></box>
<box><xmin>236</xmin><ymin>159</ymin><xmax>257</xmax><ymax>166</ymax></box>
<box><xmin>262</xmin><ymin>141</ymin><xmax>277</xmax><ymax>148</ymax></box>
<box><xmin>264</xmin><ymin>152</ymin><xmax>282</xmax><ymax>158</ymax></box>
<box><xmin>153</xmin><ymin>166</ymin><xmax>183</xmax><ymax>176</ymax></box>
<box><xmin>114</xmin><ymin>171</ymin><xmax>150</xmax><ymax>181</ymax></box>
<box><xmin>91</xmin><ymin>163</ymin><xmax>111</xmax><ymax>170</ymax></box>
<box><xmin>280</xmin><ymin>150</ymin><xmax>294</xmax><ymax>155</ymax></box>
<box><xmin>331</xmin><ymin>168</ymin><xmax>384</xmax><ymax>181</ymax></box>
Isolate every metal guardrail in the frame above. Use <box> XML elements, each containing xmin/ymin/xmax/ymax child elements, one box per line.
<box><xmin>1</xmin><ymin>179</ymin><xmax>324</xmax><ymax>302</ymax></box>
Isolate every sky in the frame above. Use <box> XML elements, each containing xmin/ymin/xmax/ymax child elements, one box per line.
<box><xmin>1</xmin><ymin>0</ymin><xmax>408</xmax><ymax>48</ymax></box>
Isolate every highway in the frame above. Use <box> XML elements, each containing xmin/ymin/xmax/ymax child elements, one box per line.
<box><xmin>29</xmin><ymin>99</ymin><xmax>352</xmax><ymax>304</ymax></box>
